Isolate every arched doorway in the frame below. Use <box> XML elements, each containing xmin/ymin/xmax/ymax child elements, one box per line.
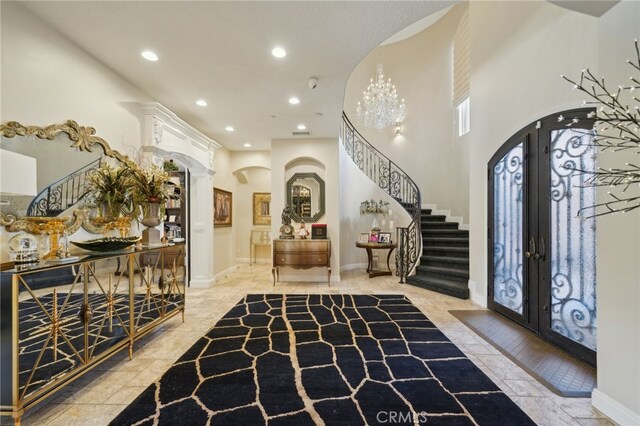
<box><xmin>488</xmin><ymin>108</ymin><xmax>597</xmax><ymax>365</ymax></box>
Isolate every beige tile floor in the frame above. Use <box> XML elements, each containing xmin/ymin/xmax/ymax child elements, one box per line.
<box><xmin>7</xmin><ymin>265</ymin><xmax>614</xmax><ymax>426</ymax></box>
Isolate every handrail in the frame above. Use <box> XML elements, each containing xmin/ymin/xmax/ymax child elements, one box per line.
<box><xmin>27</xmin><ymin>158</ymin><xmax>102</xmax><ymax>216</ymax></box>
<box><xmin>341</xmin><ymin>112</ymin><xmax>421</xmax><ymax>282</ymax></box>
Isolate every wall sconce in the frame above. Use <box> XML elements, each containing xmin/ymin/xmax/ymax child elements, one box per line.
<box><xmin>394</xmin><ymin>122</ymin><xmax>402</xmax><ymax>135</ymax></box>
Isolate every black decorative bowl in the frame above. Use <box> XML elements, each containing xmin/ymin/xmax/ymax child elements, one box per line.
<box><xmin>71</xmin><ymin>236</ymin><xmax>140</xmax><ymax>252</ymax></box>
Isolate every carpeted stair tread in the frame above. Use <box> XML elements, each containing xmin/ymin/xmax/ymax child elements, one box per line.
<box><xmin>422</xmin><ymin>222</ymin><xmax>459</xmax><ymax>229</ymax></box>
<box><xmin>424</xmin><ymin>237</ymin><xmax>469</xmax><ymax>247</ymax></box>
<box><xmin>423</xmin><ymin>246</ymin><xmax>469</xmax><ymax>258</ymax></box>
<box><xmin>422</xmin><ymin>229</ymin><xmax>468</xmax><ymax>235</ymax></box>
<box><xmin>406</xmin><ymin>275</ymin><xmax>470</xmax><ymax>299</ymax></box>
<box><xmin>416</xmin><ymin>265</ymin><xmax>470</xmax><ymax>279</ymax></box>
<box><xmin>420</xmin><ymin>255</ymin><xmax>469</xmax><ymax>266</ymax></box>
<box><xmin>421</xmin><ymin>215</ymin><xmax>447</xmax><ymax>222</ymax></box>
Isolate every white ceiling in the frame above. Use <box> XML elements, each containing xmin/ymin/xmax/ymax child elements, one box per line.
<box><xmin>21</xmin><ymin>1</ymin><xmax>456</xmax><ymax>151</ymax></box>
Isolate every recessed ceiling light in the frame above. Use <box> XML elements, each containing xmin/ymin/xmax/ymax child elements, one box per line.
<box><xmin>196</xmin><ymin>99</ymin><xmax>207</xmax><ymax>107</ymax></box>
<box><xmin>288</xmin><ymin>97</ymin><xmax>300</xmax><ymax>105</ymax></box>
<box><xmin>271</xmin><ymin>47</ymin><xmax>286</xmax><ymax>58</ymax></box>
<box><xmin>141</xmin><ymin>50</ymin><xmax>158</xmax><ymax>61</ymax></box>
<box><xmin>297</xmin><ymin>124</ymin><xmax>307</xmax><ymax>130</ymax></box>
<box><xmin>225</xmin><ymin>126</ymin><xmax>235</xmax><ymax>132</ymax></box>
<box><xmin>244</xmin><ymin>143</ymin><xmax>252</xmax><ymax>148</ymax></box>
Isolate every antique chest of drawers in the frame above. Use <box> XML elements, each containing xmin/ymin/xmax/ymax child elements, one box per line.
<box><xmin>272</xmin><ymin>239</ymin><xmax>331</xmax><ymax>286</ymax></box>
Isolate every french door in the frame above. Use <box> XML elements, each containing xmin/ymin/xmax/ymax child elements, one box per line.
<box><xmin>488</xmin><ymin>109</ymin><xmax>597</xmax><ymax>365</ymax></box>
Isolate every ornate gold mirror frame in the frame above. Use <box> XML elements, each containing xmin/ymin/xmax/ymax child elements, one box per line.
<box><xmin>0</xmin><ymin>120</ymin><xmax>136</xmax><ymax>235</ymax></box>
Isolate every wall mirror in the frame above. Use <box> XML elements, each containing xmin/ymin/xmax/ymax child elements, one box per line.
<box><xmin>0</xmin><ymin>120</ymin><xmax>132</xmax><ymax>234</ymax></box>
<box><xmin>286</xmin><ymin>172</ymin><xmax>325</xmax><ymax>222</ymax></box>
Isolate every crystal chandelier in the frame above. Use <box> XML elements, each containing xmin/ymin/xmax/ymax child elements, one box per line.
<box><xmin>356</xmin><ymin>64</ymin><xmax>406</xmax><ymax>132</ymax></box>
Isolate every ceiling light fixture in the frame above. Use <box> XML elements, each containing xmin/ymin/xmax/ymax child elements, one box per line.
<box><xmin>297</xmin><ymin>124</ymin><xmax>307</xmax><ymax>130</ymax></box>
<box><xmin>357</xmin><ymin>64</ymin><xmax>405</xmax><ymax>131</ymax></box>
<box><xmin>288</xmin><ymin>97</ymin><xmax>300</xmax><ymax>105</ymax></box>
<box><xmin>244</xmin><ymin>143</ymin><xmax>252</xmax><ymax>148</ymax></box>
<box><xmin>141</xmin><ymin>50</ymin><xmax>159</xmax><ymax>61</ymax></box>
<box><xmin>271</xmin><ymin>47</ymin><xmax>287</xmax><ymax>58</ymax></box>
<box><xmin>225</xmin><ymin>126</ymin><xmax>235</xmax><ymax>132</ymax></box>
<box><xmin>196</xmin><ymin>99</ymin><xmax>207</xmax><ymax>107</ymax></box>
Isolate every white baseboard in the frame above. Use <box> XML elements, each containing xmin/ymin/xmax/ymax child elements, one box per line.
<box><xmin>190</xmin><ymin>277</ymin><xmax>215</xmax><ymax>288</ymax></box>
<box><xmin>235</xmin><ymin>257</ymin><xmax>271</xmax><ymax>265</ymax></box>
<box><xmin>592</xmin><ymin>389</ymin><xmax>640</xmax><ymax>426</ymax></box>
<box><xmin>340</xmin><ymin>263</ymin><xmax>368</xmax><ymax>273</ymax></box>
<box><xmin>214</xmin><ymin>265</ymin><xmax>239</xmax><ymax>283</ymax></box>
<box><xmin>468</xmin><ymin>279</ymin><xmax>487</xmax><ymax>307</ymax></box>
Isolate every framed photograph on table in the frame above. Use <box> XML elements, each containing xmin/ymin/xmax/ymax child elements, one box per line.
<box><xmin>359</xmin><ymin>233</ymin><xmax>369</xmax><ymax>243</ymax></box>
<box><xmin>369</xmin><ymin>230</ymin><xmax>379</xmax><ymax>243</ymax></box>
<box><xmin>378</xmin><ymin>232</ymin><xmax>391</xmax><ymax>244</ymax></box>
<box><xmin>214</xmin><ymin>187</ymin><xmax>232</xmax><ymax>227</ymax></box>
<box><xmin>253</xmin><ymin>192</ymin><xmax>271</xmax><ymax>225</ymax></box>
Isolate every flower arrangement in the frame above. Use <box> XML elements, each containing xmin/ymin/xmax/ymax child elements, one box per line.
<box><xmin>129</xmin><ymin>163</ymin><xmax>174</xmax><ymax>205</ymax></box>
<box><xmin>87</xmin><ymin>163</ymin><xmax>135</xmax><ymax>218</ymax></box>
<box><xmin>360</xmin><ymin>199</ymin><xmax>390</xmax><ymax>216</ymax></box>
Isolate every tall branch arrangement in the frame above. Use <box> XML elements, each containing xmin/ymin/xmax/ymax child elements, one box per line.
<box><xmin>561</xmin><ymin>39</ymin><xmax>640</xmax><ymax>217</ymax></box>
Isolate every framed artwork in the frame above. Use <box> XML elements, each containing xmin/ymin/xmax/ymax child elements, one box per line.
<box><xmin>359</xmin><ymin>233</ymin><xmax>370</xmax><ymax>243</ymax></box>
<box><xmin>369</xmin><ymin>230</ymin><xmax>379</xmax><ymax>243</ymax></box>
<box><xmin>214</xmin><ymin>187</ymin><xmax>232</xmax><ymax>227</ymax></box>
<box><xmin>253</xmin><ymin>192</ymin><xmax>271</xmax><ymax>225</ymax></box>
<box><xmin>378</xmin><ymin>232</ymin><xmax>391</xmax><ymax>244</ymax></box>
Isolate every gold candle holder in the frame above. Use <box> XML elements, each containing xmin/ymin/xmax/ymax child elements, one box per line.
<box><xmin>24</xmin><ymin>217</ymin><xmax>69</xmax><ymax>260</ymax></box>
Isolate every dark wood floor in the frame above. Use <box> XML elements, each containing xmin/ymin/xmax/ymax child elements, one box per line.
<box><xmin>449</xmin><ymin>309</ymin><xmax>596</xmax><ymax>397</ymax></box>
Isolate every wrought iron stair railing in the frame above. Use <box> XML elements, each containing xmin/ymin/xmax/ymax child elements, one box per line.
<box><xmin>27</xmin><ymin>157</ymin><xmax>102</xmax><ymax>217</ymax></box>
<box><xmin>341</xmin><ymin>112</ymin><xmax>421</xmax><ymax>282</ymax></box>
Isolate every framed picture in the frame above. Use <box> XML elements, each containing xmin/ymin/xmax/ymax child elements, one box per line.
<box><xmin>253</xmin><ymin>192</ymin><xmax>271</xmax><ymax>225</ymax></box>
<box><xmin>359</xmin><ymin>232</ymin><xmax>370</xmax><ymax>243</ymax></box>
<box><xmin>378</xmin><ymin>232</ymin><xmax>391</xmax><ymax>244</ymax></box>
<box><xmin>369</xmin><ymin>230</ymin><xmax>379</xmax><ymax>243</ymax></box>
<box><xmin>214</xmin><ymin>187</ymin><xmax>232</xmax><ymax>227</ymax></box>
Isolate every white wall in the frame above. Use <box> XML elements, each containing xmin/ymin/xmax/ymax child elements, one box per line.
<box><xmin>0</xmin><ymin>2</ymin><xmax>151</xmax><ymax>261</ymax></box>
<box><xmin>592</xmin><ymin>2</ymin><xmax>640</xmax><ymax>423</ymax></box>
<box><xmin>233</xmin><ymin>166</ymin><xmax>271</xmax><ymax>263</ymax></box>
<box><xmin>339</xmin><ymin>142</ymin><xmax>410</xmax><ymax>270</ymax></box>
<box><xmin>212</xmin><ymin>148</ymin><xmax>236</xmax><ymax>279</ymax></box>
<box><xmin>343</xmin><ymin>4</ymin><xmax>470</xmax><ymax>221</ymax></box>
<box><xmin>271</xmin><ymin>138</ymin><xmax>340</xmax><ymax>282</ymax></box>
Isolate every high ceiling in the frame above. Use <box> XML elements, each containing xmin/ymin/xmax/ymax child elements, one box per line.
<box><xmin>20</xmin><ymin>1</ymin><xmax>456</xmax><ymax>151</ymax></box>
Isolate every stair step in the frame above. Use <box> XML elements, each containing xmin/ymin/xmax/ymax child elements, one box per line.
<box><xmin>422</xmin><ymin>222</ymin><xmax>459</xmax><ymax>229</ymax></box>
<box><xmin>421</xmin><ymin>215</ymin><xmax>447</xmax><ymax>222</ymax></box>
<box><xmin>422</xmin><ymin>229</ymin><xmax>469</xmax><ymax>238</ymax></box>
<box><xmin>420</xmin><ymin>255</ymin><xmax>469</xmax><ymax>268</ymax></box>
<box><xmin>423</xmin><ymin>246</ymin><xmax>469</xmax><ymax>258</ymax></box>
<box><xmin>423</xmin><ymin>237</ymin><xmax>469</xmax><ymax>247</ymax></box>
<box><xmin>421</xmin><ymin>209</ymin><xmax>432</xmax><ymax>215</ymax></box>
<box><xmin>416</xmin><ymin>265</ymin><xmax>469</xmax><ymax>280</ymax></box>
<box><xmin>406</xmin><ymin>275</ymin><xmax>469</xmax><ymax>299</ymax></box>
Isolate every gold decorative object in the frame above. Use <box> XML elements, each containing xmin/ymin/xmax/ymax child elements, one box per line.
<box><xmin>0</xmin><ymin>120</ymin><xmax>139</xmax><ymax>236</ymax></box>
<box><xmin>22</xmin><ymin>217</ymin><xmax>70</xmax><ymax>260</ymax></box>
<box><xmin>110</xmin><ymin>217</ymin><xmax>132</xmax><ymax>238</ymax></box>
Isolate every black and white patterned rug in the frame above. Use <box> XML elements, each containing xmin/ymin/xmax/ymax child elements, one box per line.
<box><xmin>110</xmin><ymin>294</ymin><xmax>535</xmax><ymax>425</ymax></box>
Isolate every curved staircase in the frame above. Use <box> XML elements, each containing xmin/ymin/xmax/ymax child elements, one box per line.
<box><xmin>407</xmin><ymin>208</ymin><xmax>469</xmax><ymax>299</ymax></box>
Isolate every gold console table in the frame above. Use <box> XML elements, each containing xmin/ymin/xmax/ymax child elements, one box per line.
<box><xmin>0</xmin><ymin>244</ymin><xmax>185</xmax><ymax>424</ymax></box>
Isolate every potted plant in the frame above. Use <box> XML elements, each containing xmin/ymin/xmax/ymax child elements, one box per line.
<box><xmin>129</xmin><ymin>163</ymin><xmax>174</xmax><ymax>222</ymax></box>
<box><xmin>87</xmin><ymin>163</ymin><xmax>134</xmax><ymax>219</ymax></box>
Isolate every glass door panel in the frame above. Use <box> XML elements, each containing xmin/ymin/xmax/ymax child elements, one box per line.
<box><xmin>548</xmin><ymin>129</ymin><xmax>597</xmax><ymax>351</ymax></box>
<box><xmin>492</xmin><ymin>142</ymin><xmax>525</xmax><ymax>315</ymax></box>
